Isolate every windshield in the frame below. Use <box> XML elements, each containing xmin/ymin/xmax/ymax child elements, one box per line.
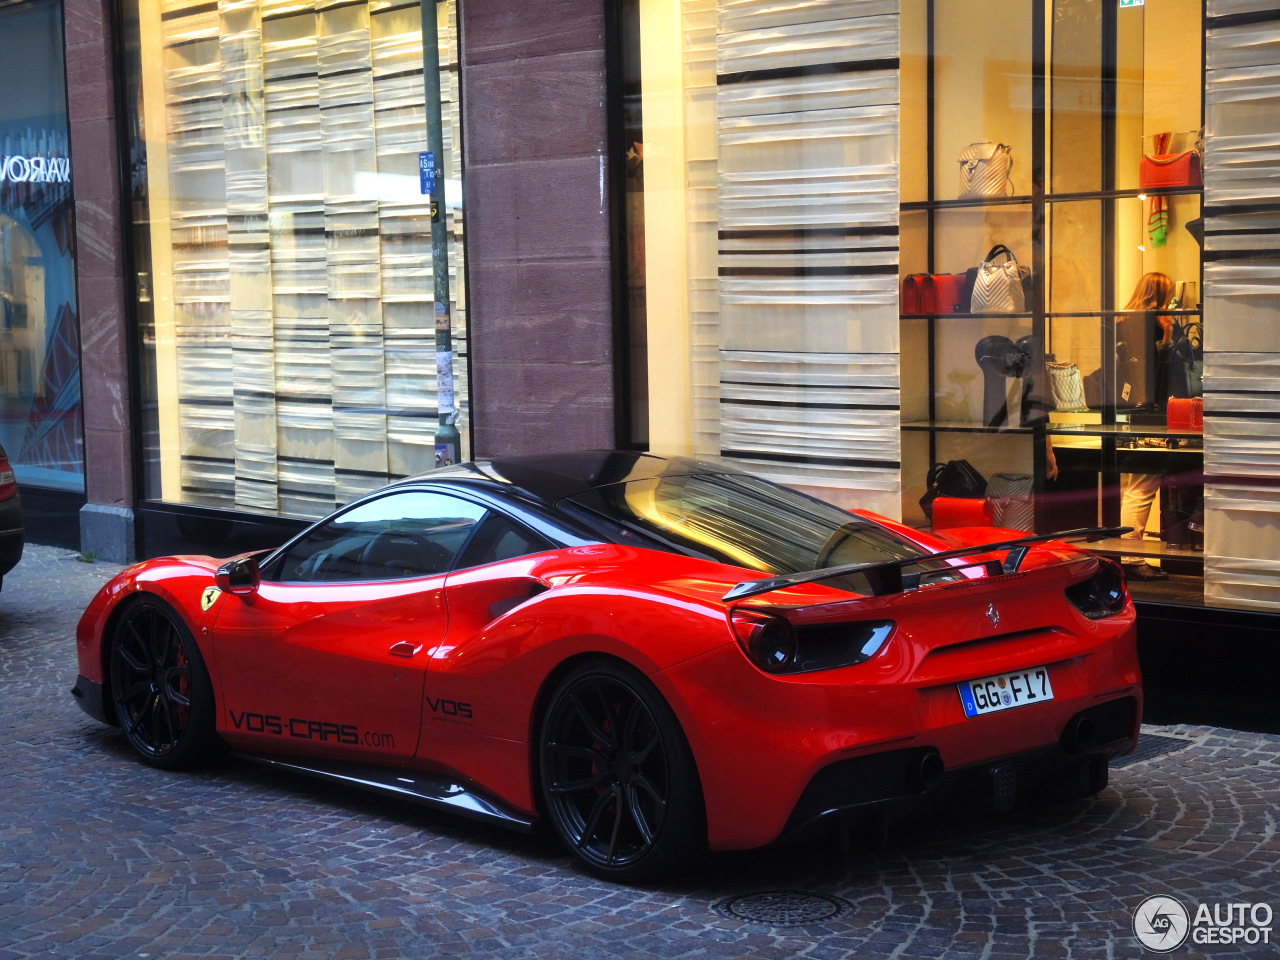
<box><xmin>560</xmin><ymin>471</ymin><xmax>927</xmax><ymax>576</ymax></box>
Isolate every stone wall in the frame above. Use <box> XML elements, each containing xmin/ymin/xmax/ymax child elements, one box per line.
<box><xmin>460</xmin><ymin>0</ymin><xmax>617</xmax><ymax>456</ymax></box>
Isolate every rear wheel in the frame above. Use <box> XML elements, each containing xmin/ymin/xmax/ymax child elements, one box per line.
<box><xmin>538</xmin><ymin>659</ymin><xmax>705</xmax><ymax>882</ymax></box>
<box><xmin>108</xmin><ymin>596</ymin><xmax>219</xmax><ymax>769</ymax></box>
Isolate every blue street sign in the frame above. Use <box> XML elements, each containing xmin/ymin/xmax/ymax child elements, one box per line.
<box><xmin>419</xmin><ymin>152</ymin><xmax>436</xmax><ymax>195</ymax></box>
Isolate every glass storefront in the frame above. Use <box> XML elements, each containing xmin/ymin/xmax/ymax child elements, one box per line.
<box><xmin>121</xmin><ymin>0</ymin><xmax>468</xmax><ymax>522</ymax></box>
<box><xmin>0</xmin><ymin>0</ymin><xmax>84</xmax><ymax>494</ymax></box>
<box><xmin>622</xmin><ymin>0</ymin><xmax>1215</xmax><ymax>604</ymax></box>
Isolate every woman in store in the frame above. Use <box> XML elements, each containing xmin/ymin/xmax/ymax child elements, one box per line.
<box><xmin>1117</xmin><ymin>271</ymin><xmax>1176</xmax><ymax>580</ymax></box>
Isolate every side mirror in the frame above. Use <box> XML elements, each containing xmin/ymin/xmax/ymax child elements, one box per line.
<box><xmin>216</xmin><ymin>556</ymin><xmax>261</xmax><ymax>596</ymax></box>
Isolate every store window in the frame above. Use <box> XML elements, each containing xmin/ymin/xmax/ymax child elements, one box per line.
<box><xmin>621</xmin><ymin>0</ymin><xmax>905</xmax><ymax>517</ymax></box>
<box><xmin>122</xmin><ymin>0</ymin><xmax>467</xmax><ymax>521</ymax></box>
<box><xmin>623</xmin><ymin>0</ymin><xmax>1208</xmax><ymax>603</ymax></box>
<box><xmin>899</xmin><ymin>0</ymin><xmax>1204</xmax><ymax>600</ymax></box>
<box><xmin>0</xmin><ymin>0</ymin><xmax>84</xmax><ymax>494</ymax></box>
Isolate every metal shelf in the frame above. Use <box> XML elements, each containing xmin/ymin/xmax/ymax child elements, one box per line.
<box><xmin>901</xmin><ymin>195</ymin><xmax>1035</xmax><ymax>212</ymax></box>
<box><xmin>902</xmin><ymin>420</ymin><xmax>1034</xmax><ymax>435</ymax></box>
<box><xmin>899</xmin><ymin>312</ymin><xmax>1033</xmax><ymax>321</ymax></box>
<box><xmin>1088</xmin><ymin>537</ymin><xmax>1204</xmax><ymax>561</ymax></box>
<box><xmin>1046</xmin><ymin>186</ymin><xmax>1204</xmax><ymax>203</ymax></box>
<box><xmin>1045</xmin><ymin>422</ymin><xmax>1205</xmax><ymax>441</ymax></box>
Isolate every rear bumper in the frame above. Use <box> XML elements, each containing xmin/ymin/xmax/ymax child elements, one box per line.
<box><xmin>656</xmin><ymin>614</ymin><xmax>1142</xmax><ymax>851</ymax></box>
<box><xmin>781</xmin><ymin>696</ymin><xmax>1137</xmax><ymax>839</ymax></box>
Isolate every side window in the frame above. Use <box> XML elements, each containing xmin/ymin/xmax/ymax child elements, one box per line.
<box><xmin>455</xmin><ymin>512</ymin><xmax>554</xmax><ymax>570</ymax></box>
<box><xmin>272</xmin><ymin>492</ymin><xmax>487</xmax><ymax>582</ymax></box>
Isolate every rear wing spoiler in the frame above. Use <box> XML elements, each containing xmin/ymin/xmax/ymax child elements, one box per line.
<box><xmin>722</xmin><ymin>526</ymin><xmax>1132</xmax><ymax>602</ymax></box>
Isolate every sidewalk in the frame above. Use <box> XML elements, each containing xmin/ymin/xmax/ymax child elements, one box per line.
<box><xmin>1</xmin><ymin>543</ymin><xmax>1278</xmax><ymax>959</ymax></box>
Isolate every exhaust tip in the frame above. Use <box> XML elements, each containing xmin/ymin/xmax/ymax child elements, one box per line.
<box><xmin>911</xmin><ymin>750</ymin><xmax>945</xmax><ymax>791</ymax></box>
<box><xmin>1063</xmin><ymin>716</ymin><xmax>1097</xmax><ymax>755</ymax></box>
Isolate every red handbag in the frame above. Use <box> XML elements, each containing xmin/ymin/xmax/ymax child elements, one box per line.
<box><xmin>902</xmin><ymin>273</ymin><xmax>967</xmax><ymax>315</ymax></box>
<box><xmin>932</xmin><ymin>496</ymin><xmax>994</xmax><ymax>530</ymax></box>
<box><xmin>1139</xmin><ymin>151</ymin><xmax>1202</xmax><ymax>190</ymax></box>
<box><xmin>1167</xmin><ymin>396</ymin><xmax>1203</xmax><ymax>432</ymax></box>
<box><xmin>1167</xmin><ymin>397</ymin><xmax>1193</xmax><ymax>431</ymax></box>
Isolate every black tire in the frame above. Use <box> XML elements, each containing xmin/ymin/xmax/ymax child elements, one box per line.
<box><xmin>538</xmin><ymin>659</ymin><xmax>705</xmax><ymax>883</ymax></box>
<box><xmin>108</xmin><ymin>595</ymin><xmax>220</xmax><ymax>769</ymax></box>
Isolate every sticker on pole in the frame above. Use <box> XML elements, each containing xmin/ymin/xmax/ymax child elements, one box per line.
<box><xmin>419</xmin><ymin>152</ymin><xmax>436</xmax><ymax>195</ymax></box>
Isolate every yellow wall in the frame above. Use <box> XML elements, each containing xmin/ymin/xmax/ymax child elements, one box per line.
<box><xmin>640</xmin><ymin>0</ymin><xmax>692</xmax><ymax>455</ymax></box>
<box><xmin>139</xmin><ymin>0</ymin><xmax>181</xmax><ymax>501</ymax></box>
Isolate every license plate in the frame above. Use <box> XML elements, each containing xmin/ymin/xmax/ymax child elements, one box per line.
<box><xmin>959</xmin><ymin>666</ymin><xmax>1054</xmax><ymax>718</ymax></box>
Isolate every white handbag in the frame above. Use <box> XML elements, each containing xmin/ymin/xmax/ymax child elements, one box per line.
<box><xmin>970</xmin><ymin>244</ymin><xmax>1029</xmax><ymax>313</ymax></box>
<box><xmin>986</xmin><ymin>473</ymin><xmax>1034</xmax><ymax>532</ymax></box>
<box><xmin>1047</xmin><ymin>360</ymin><xmax>1087</xmax><ymax>411</ymax></box>
<box><xmin>958</xmin><ymin>142</ymin><xmax>1014</xmax><ymax>198</ymax></box>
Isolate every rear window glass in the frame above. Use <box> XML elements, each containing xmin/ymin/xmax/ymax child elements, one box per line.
<box><xmin>560</xmin><ymin>472</ymin><xmax>925</xmax><ymax>576</ymax></box>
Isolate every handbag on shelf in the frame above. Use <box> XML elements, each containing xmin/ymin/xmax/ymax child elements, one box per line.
<box><xmin>932</xmin><ymin>497</ymin><xmax>994</xmax><ymax>530</ymax></box>
<box><xmin>958</xmin><ymin>142</ymin><xmax>1014</xmax><ymax>198</ymax></box>
<box><xmin>967</xmin><ymin>244</ymin><xmax>1031</xmax><ymax>313</ymax></box>
<box><xmin>1167</xmin><ymin>396</ymin><xmax>1204</xmax><ymax>432</ymax></box>
<box><xmin>1047</xmin><ymin>360</ymin><xmax>1087</xmax><ymax>411</ymax></box>
<box><xmin>919</xmin><ymin>459</ymin><xmax>987</xmax><ymax>522</ymax></box>
<box><xmin>901</xmin><ymin>273</ymin><xmax>967</xmax><ymax>315</ymax></box>
<box><xmin>986</xmin><ymin>472</ymin><xmax>1034</xmax><ymax>532</ymax></box>
<box><xmin>1169</xmin><ymin>318</ymin><xmax>1203</xmax><ymax>398</ymax></box>
<box><xmin>1139</xmin><ymin>150</ymin><xmax>1202</xmax><ymax>190</ymax></box>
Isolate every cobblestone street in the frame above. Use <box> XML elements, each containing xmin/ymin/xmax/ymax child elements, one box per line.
<box><xmin>1</xmin><ymin>543</ymin><xmax>1278</xmax><ymax>959</ymax></box>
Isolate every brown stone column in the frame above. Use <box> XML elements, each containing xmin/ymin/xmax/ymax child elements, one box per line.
<box><xmin>65</xmin><ymin>0</ymin><xmax>135</xmax><ymax>561</ymax></box>
<box><xmin>460</xmin><ymin>0</ymin><xmax>617</xmax><ymax>456</ymax></box>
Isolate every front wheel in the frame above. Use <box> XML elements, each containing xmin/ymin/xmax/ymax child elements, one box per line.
<box><xmin>538</xmin><ymin>659</ymin><xmax>705</xmax><ymax>883</ymax></box>
<box><xmin>108</xmin><ymin>595</ymin><xmax>220</xmax><ymax>769</ymax></box>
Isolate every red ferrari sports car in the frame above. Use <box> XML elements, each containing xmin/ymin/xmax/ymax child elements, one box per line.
<box><xmin>73</xmin><ymin>452</ymin><xmax>1141</xmax><ymax>881</ymax></box>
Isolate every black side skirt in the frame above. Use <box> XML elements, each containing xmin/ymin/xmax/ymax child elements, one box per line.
<box><xmin>232</xmin><ymin>753</ymin><xmax>539</xmax><ymax>835</ymax></box>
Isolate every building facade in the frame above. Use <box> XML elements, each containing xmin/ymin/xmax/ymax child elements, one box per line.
<box><xmin>11</xmin><ymin>0</ymin><xmax>1280</xmax><ymax>628</ymax></box>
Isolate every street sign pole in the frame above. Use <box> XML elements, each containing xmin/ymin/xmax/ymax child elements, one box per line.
<box><xmin>419</xmin><ymin>0</ymin><xmax>460</xmax><ymax>466</ymax></box>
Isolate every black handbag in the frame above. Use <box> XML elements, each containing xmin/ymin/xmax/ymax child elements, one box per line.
<box><xmin>1169</xmin><ymin>319</ymin><xmax>1203</xmax><ymax>398</ymax></box>
<box><xmin>920</xmin><ymin>460</ymin><xmax>988</xmax><ymax>521</ymax></box>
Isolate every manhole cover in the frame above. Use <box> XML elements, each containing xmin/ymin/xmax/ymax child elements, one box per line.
<box><xmin>714</xmin><ymin>890</ymin><xmax>851</xmax><ymax>926</ymax></box>
<box><xmin>1113</xmin><ymin>733</ymin><xmax>1195</xmax><ymax>769</ymax></box>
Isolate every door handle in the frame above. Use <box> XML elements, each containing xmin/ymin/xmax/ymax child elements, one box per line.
<box><xmin>389</xmin><ymin>641</ymin><xmax>423</xmax><ymax>658</ymax></box>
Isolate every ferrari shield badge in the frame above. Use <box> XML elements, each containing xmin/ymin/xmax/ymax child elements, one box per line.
<box><xmin>201</xmin><ymin>586</ymin><xmax>221</xmax><ymax>612</ymax></box>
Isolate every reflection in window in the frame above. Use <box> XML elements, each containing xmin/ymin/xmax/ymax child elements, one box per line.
<box><xmin>123</xmin><ymin>0</ymin><xmax>468</xmax><ymax>519</ymax></box>
<box><xmin>456</xmin><ymin>512</ymin><xmax>553</xmax><ymax>570</ymax></box>
<box><xmin>568</xmin><ymin>472</ymin><xmax>925</xmax><ymax>576</ymax></box>
<box><xmin>273</xmin><ymin>491</ymin><xmax>485</xmax><ymax>582</ymax></box>
<box><xmin>0</xmin><ymin>0</ymin><xmax>83</xmax><ymax>492</ymax></box>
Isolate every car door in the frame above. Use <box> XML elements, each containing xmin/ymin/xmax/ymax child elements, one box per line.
<box><xmin>210</xmin><ymin>489</ymin><xmax>487</xmax><ymax>763</ymax></box>
<box><xmin>413</xmin><ymin>509</ymin><xmax>559</xmax><ymax>801</ymax></box>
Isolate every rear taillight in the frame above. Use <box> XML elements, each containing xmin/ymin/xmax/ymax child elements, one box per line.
<box><xmin>1065</xmin><ymin>560</ymin><xmax>1128</xmax><ymax>619</ymax></box>
<box><xmin>731</xmin><ymin>610</ymin><xmax>797</xmax><ymax>673</ymax></box>
<box><xmin>0</xmin><ymin>448</ymin><xmax>15</xmax><ymax>501</ymax></box>
<box><xmin>730</xmin><ymin>609</ymin><xmax>894</xmax><ymax>674</ymax></box>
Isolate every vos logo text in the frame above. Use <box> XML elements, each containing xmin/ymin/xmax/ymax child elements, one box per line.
<box><xmin>427</xmin><ymin>697</ymin><xmax>473</xmax><ymax>723</ymax></box>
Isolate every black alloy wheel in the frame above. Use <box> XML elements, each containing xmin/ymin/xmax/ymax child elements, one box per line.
<box><xmin>109</xmin><ymin>596</ymin><xmax>219</xmax><ymax>769</ymax></box>
<box><xmin>539</xmin><ymin>660</ymin><xmax>704</xmax><ymax>882</ymax></box>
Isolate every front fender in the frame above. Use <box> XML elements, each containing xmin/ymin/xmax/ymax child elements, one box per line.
<box><xmin>75</xmin><ymin>555</ymin><xmax>225</xmax><ymax>689</ymax></box>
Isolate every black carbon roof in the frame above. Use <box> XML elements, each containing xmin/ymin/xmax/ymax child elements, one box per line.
<box><xmin>401</xmin><ymin>451</ymin><xmax>735</xmax><ymax>505</ymax></box>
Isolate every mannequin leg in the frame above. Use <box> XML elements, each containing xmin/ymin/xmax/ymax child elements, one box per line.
<box><xmin>1120</xmin><ymin>473</ymin><xmax>1166</xmax><ymax>579</ymax></box>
